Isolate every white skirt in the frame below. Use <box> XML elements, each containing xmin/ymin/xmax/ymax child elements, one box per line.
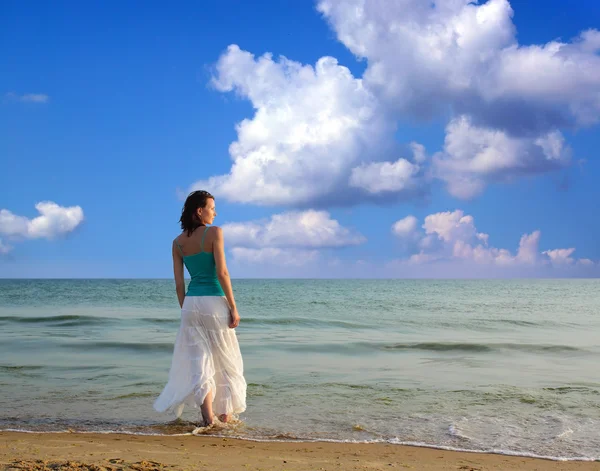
<box><xmin>154</xmin><ymin>296</ymin><xmax>247</xmax><ymax>418</ymax></box>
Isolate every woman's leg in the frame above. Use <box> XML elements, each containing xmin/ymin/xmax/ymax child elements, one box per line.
<box><xmin>206</xmin><ymin>298</ymin><xmax>247</xmax><ymax>421</ymax></box>
<box><xmin>200</xmin><ymin>390</ymin><xmax>214</xmax><ymax>425</ymax></box>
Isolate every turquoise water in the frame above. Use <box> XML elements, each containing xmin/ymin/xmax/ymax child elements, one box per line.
<box><xmin>0</xmin><ymin>279</ymin><xmax>599</xmax><ymax>460</ymax></box>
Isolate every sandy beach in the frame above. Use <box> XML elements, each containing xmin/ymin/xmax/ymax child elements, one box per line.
<box><xmin>1</xmin><ymin>432</ymin><xmax>599</xmax><ymax>471</ymax></box>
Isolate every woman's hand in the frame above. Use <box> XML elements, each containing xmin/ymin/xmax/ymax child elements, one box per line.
<box><xmin>229</xmin><ymin>307</ymin><xmax>240</xmax><ymax>329</ymax></box>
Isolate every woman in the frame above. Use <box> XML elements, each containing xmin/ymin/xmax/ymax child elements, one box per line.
<box><xmin>154</xmin><ymin>190</ymin><xmax>246</xmax><ymax>426</ymax></box>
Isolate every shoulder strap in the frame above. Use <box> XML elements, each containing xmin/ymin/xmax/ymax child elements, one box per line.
<box><xmin>174</xmin><ymin>239</ymin><xmax>184</xmax><ymax>256</ymax></box>
<box><xmin>200</xmin><ymin>227</ymin><xmax>209</xmax><ymax>253</ymax></box>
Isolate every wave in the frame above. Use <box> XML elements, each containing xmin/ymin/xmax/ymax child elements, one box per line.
<box><xmin>543</xmin><ymin>386</ymin><xmax>600</xmax><ymax>395</ymax></box>
<box><xmin>383</xmin><ymin>342</ymin><xmax>584</xmax><ymax>354</ymax></box>
<box><xmin>110</xmin><ymin>392</ymin><xmax>156</xmax><ymax>400</ymax></box>
<box><xmin>0</xmin><ymin>365</ymin><xmax>44</xmax><ymax>373</ymax></box>
<box><xmin>242</xmin><ymin>317</ymin><xmax>372</xmax><ymax>329</ymax></box>
<box><xmin>44</xmin><ymin>336</ymin><xmax>590</xmax><ymax>356</ymax></box>
<box><xmin>482</xmin><ymin>319</ymin><xmax>541</xmax><ymax>327</ymax></box>
<box><xmin>249</xmin><ymin>381</ymin><xmax>599</xmax><ymax>400</ymax></box>
<box><xmin>281</xmin><ymin>341</ymin><xmax>587</xmax><ymax>355</ymax></box>
<box><xmin>0</xmin><ymin>314</ymin><xmax>579</xmax><ymax>332</ymax></box>
<box><xmin>0</xmin><ymin>365</ymin><xmax>121</xmax><ymax>375</ymax></box>
<box><xmin>142</xmin><ymin>318</ymin><xmax>178</xmax><ymax>324</ymax></box>
<box><xmin>0</xmin><ymin>315</ymin><xmax>113</xmax><ymax>326</ymax></box>
<box><xmin>0</xmin><ymin>314</ymin><xmax>180</xmax><ymax>327</ymax></box>
<box><xmin>62</xmin><ymin>341</ymin><xmax>174</xmax><ymax>353</ymax></box>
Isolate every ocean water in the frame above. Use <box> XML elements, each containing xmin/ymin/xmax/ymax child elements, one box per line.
<box><xmin>0</xmin><ymin>279</ymin><xmax>599</xmax><ymax>461</ymax></box>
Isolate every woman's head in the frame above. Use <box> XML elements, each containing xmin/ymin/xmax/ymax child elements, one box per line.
<box><xmin>179</xmin><ymin>190</ymin><xmax>216</xmax><ymax>235</ymax></box>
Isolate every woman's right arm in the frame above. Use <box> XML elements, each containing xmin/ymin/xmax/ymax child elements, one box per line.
<box><xmin>213</xmin><ymin>227</ymin><xmax>240</xmax><ymax>328</ymax></box>
<box><xmin>173</xmin><ymin>240</ymin><xmax>186</xmax><ymax>308</ymax></box>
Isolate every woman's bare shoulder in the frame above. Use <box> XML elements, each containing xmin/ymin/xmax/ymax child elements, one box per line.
<box><xmin>206</xmin><ymin>226</ymin><xmax>223</xmax><ymax>247</ymax></box>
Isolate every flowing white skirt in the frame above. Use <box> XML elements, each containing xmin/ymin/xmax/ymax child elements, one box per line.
<box><xmin>154</xmin><ymin>296</ymin><xmax>246</xmax><ymax>419</ymax></box>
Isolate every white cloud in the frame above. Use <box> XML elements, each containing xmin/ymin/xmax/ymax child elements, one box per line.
<box><xmin>423</xmin><ymin>210</ymin><xmax>478</xmax><ymax>243</ymax></box>
<box><xmin>230</xmin><ymin>247</ymin><xmax>318</xmax><ymax>266</ymax></box>
<box><xmin>410</xmin><ymin>142</ymin><xmax>427</xmax><ymax>164</ymax></box>
<box><xmin>223</xmin><ymin>210</ymin><xmax>365</xmax><ymax>249</ymax></box>
<box><xmin>577</xmin><ymin>258</ymin><xmax>595</xmax><ymax>267</ymax></box>
<box><xmin>487</xmin><ymin>29</ymin><xmax>600</xmax><ymax>128</ymax></box>
<box><xmin>311</xmin><ymin>0</ymin><xmax>600</xmax><ymax>199</ymax></box>
<box><xmin>318</xmin><ymin>0</ymin><xmax>600</xmax><ymax>132</ymax></box>
<box><xmin>0</xmin><ymin>211</ymin><xmax>28</xmax><ymax>237</ymax></box>
<box><xmin>516</xmin><ymin>231</ymin><xmax>541</xmax><ymax>265</ymax></box>
<box><xmin>0</xmin><ymin>202</ymin><xmax>84</xmax><ymax>242</ymax></box>
<box><xmin>349</xmin><ymin>158</ymin><xmax>421</xmax><ymax>193</ymax></box>
<box><xmin>222</xmin><ymin>210</ymin><xmax>364</xmax><ymax>266</ymax></box>
<box><xmin>192</xmin><ymin>0</ymin><xmax>600</xmax><ymax>206</ymax></box>
<box><xmin>5</xmin><ymin>92</ymin><xmax>49</xmax><ymax>103</ymax></box>
<box><xmin>433</xmin><ymin>116</ymin><xmax>571</xmax><ymax>198</ymax></box>
<box><xmin>543</xmin><ymin>248</ymin><xmax>576</xmax><ymax>265</ymax></box>
<box><xmin>392</xmin><ymin>215</ymin><xmax>418</xmax><ymax>238</ymax></box>
<box><xmin>190</xmin><ymin>45</ymin><xmax>429</xmax><ymax>206</ymax></box>
<box><xmin>391</xmin><ymin>210</ymin><xmax>593</xmax><ymax>269</ymax></box>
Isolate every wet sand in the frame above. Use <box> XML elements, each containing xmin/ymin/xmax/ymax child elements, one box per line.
<box><xmin>1</xmin><ymin>432</ymin><xmax>599</xmax><ymax>470</ymax></box>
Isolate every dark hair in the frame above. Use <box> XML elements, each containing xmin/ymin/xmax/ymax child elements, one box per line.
<box><xmin>180</xmin><ymin>190</ymin><xmax>214</xmax><ymax>236</ymax></box>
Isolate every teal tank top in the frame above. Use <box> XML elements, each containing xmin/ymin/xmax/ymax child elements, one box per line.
<box><xmin>176</xmin><ymin>227</ymin><xmax>225</xmax><ymax>297</ymax></box>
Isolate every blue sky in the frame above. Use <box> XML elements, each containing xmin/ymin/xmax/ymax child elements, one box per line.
<box><xmin>1</xmin><ymin>0</ymin><xmax>599</xmax><ymax>278</ymax></box>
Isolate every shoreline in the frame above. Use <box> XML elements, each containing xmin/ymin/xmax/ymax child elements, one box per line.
<box><xmin>1</xmin><ymin>428</ymin><xmax>598</xmax><ymax>463</ymax></box>
<box><xmin>1</xmin><ymin>431</ymin><xmax>599</xmax><ymax>471</ymax></box>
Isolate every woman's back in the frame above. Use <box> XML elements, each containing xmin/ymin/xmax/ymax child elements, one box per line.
<box><xmin>175</xmin><ymin>227</ymin><xmax>224</xmax><ymax>297</ymax></box>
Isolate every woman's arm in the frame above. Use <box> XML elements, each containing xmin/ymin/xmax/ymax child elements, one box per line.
<box><xmin>213</xmin><ymin>227</ymin><xmax>240</xmax><ymax>328</ymax></box>
<box><xmin>173</xmin><ymin>240</ymin><xmax>186</xmax><ymax>308</ymax></box>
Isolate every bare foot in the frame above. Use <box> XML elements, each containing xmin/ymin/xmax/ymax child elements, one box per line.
<box><xmin>218</xmin><ymin>414</ymin><xmax>230</xmax><ymax>423</ymax></box>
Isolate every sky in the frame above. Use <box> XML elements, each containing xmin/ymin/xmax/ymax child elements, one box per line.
<box><xmin>1</xmin><ymin>0</ymin><xmax>600</xmax><ymax>279</ymax></box>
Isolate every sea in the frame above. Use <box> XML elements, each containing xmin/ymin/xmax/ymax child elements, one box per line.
<box><xmin>0</xmin><ymin>279</ymin><xmax>599</xmax><ymax>461</ymax></box>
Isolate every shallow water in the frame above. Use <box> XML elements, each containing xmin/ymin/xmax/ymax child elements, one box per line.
<box><xmin>1</xmin><ymin>279</ymin><xmax>599</xmax><ymax>460</ymax></box>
